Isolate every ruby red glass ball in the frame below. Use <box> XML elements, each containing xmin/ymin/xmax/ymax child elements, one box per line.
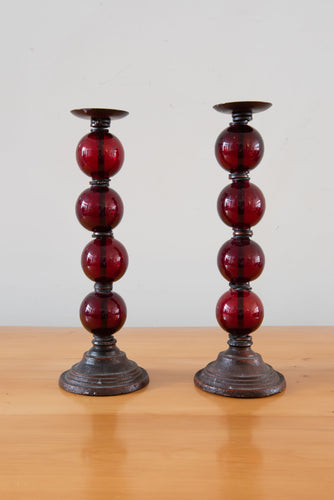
<box><xmin>76</xmin><ymin>187</ymin><xmax>123</xmax><ymax>232</ymax></box>
<box><xmin>216</xmin><ymin>289</ymin><xmax>264</xmax><ymax>335</ymax></box>
<box><xmin>217</xmin><ymin>181</ymin><xmax>265</xmax><ymax>228</ymax></box>
<box><xmin>76</xmin><ymin>131</ymin><xmax>124</xmax><ymax>179</ymax></box>
<box><xmin>215</xmin><ymin>124</ymin><xmax>264</xmax><ymax>172</ymax></box>
<box><xmin>81</xmin><ymin>237</ymin><xmax>128</xmax><ymax>283</ymax></box>
<box><xmin>217</xmin><ymin>238</ymin><xmax>265</xmax><ymax>283</ymax></box>
<box><xmin>80</xmin><ymin>291</ymin><xmax>127</xmax><ymax>336</ymax></box>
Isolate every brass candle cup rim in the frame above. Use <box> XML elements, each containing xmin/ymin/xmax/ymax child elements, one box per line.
<box><xmin>214</xmin><ymin>101</ymin><xmax>272</xmax><ymax>115</ymax></box>
<box><xmin>71</xmin><ymin>108</ymin><xmax>129</xmax><ymax>120</ymax></box>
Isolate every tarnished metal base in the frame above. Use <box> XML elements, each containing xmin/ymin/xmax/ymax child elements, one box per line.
<box><xmin>59</xmin><ymin>336</ymin><xmax>149</xmax><ymax>396</ymax></box>
<box><xmin>194</xmin><ymin>345</ymin><xmax>285</xmax><ymax>398</ymax></box>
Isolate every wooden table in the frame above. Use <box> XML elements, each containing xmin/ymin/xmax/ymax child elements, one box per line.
<box><xmin>0</xmin><ymin>326</ymin><xmax>333</xmax><ymax>499</ymax></box>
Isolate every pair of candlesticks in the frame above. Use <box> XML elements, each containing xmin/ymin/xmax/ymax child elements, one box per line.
<box><xmin>59</xmin><ymin>101</ymin><xmax>286</xmax><ymax>399</ymax></box>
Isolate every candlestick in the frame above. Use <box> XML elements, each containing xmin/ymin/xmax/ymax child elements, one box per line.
<box><xmin>59</xmin><ymin>108</ymin><xmax>149</xmax><ymax>396</ymax></box>
<box><xmin>194</xmin><ymin>101</ymin><xmax>286</xmax><ymax>398</ymax></box>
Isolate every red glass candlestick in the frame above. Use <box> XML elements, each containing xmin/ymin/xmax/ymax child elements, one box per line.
<box><xmin>59</xmin><ymin>108</ymin><xmax>149</xmax><ymax>396</ymax></box>
<box><xmin>194</xmin><ymin>101</ymin><xmax>286</xmax><ymax>398</ymax></box>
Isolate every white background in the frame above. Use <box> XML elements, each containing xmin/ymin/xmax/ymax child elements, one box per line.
<box><xmin>1</xmin><ymin>0</ymin><xmax>333</xmax><ymax>327</ymax></box>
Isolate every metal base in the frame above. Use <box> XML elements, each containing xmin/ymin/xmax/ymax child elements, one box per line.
<box><xmin>59</xmin><ymin>336</ymin><xmax>149</xmax><ymax>396</ymax></box>
<box><xmin>194</xmin><ymin>346</ymin><xmax>285</xmax><ymax>398</ymax></box>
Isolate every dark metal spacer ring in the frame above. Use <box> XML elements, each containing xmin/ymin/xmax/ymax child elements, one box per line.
<box><xmin>228</xmin><ymin>334</ymin><xmax>253</xmax><ymax>348</ymax></box>
<box><xmin>90</xmin><ymin>179</ymin><xmax>110</xmax><ymax>187</ymax></box>
<box><xmin>229</xmin><ymin>282</ymin><xmax>252</xmax><ymax>291</ymax></box>
<box><xmin>94</xmin><ymin>282</ymin><xmax>113</xmax><ymax>294</ymax></box>
<box><xmin>91</xmin><ymin>118</ymin><xmax>111</xmax><ymax>130</ymax></box>
<box><xmin>231</xmin><ymin>111</ymin><xmax>252</xmax><ymax>124</ymax></box>
<box><xmin>92</xmin><ymin>231</ymin><xmax>113</xmax><ymax>238</ymax></box>
<box><xmin>229</xmin><ymin>171</ymin><xmax>250</xmax><ymax>181</ymax></box>
<box><xmin>233</xmin><ymin>228</ymin><xmax>253</xmax><ymax>238</ymax></box>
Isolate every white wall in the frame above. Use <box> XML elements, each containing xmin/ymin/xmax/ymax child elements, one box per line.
<box><xmin>1</xmin><ymin>0</ymin><xmax>333</xmax><ymax>327</ymax></box>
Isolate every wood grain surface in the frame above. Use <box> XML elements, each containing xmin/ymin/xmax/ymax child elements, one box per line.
<box><xmin>0</xmin><ymin>326</ymin><xmax>333</xmax><ymax>499</ymax></box>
